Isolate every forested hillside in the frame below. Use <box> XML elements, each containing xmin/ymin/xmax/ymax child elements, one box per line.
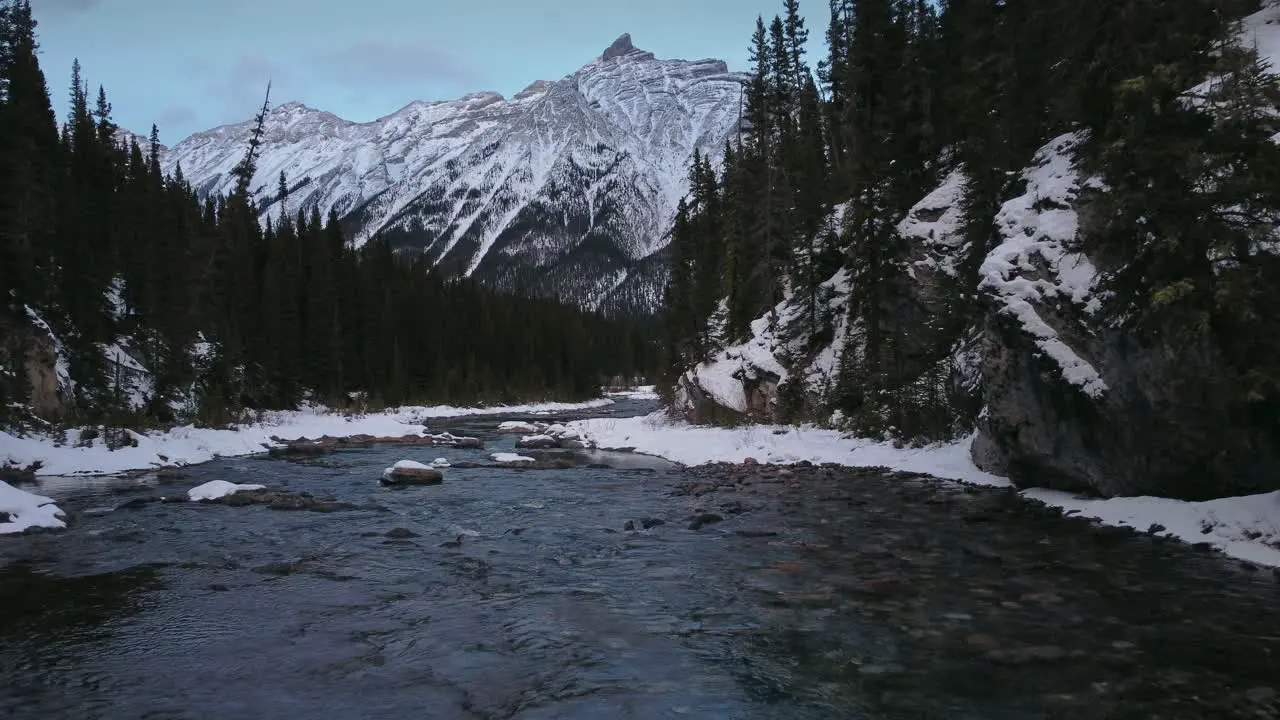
<box><xmin>0</xmin><ymin>0</ymin><xmax>656</xmax><ymax>431</ymax></box>
<box><xmin>664</xmin><ymin>0</ymin><xmax>1280</xmax><ymax>499</ymax></box>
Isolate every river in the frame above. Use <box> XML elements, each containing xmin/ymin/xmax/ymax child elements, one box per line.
<box><xmin>1</xmin><ymin>399</ymin><xmax>1278</xmax><ymax>719</ymax></box>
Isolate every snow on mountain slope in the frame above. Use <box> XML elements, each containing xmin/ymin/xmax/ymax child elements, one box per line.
<box><xmin>160</xmin><ymin>35</ymin><xmax>744</xmax><ymax>313</ymax></box>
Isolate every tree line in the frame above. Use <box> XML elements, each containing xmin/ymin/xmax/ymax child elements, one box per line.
<box><xmin>0</xmin><ymin>0</ymin><xmax>657</xmax><ymax>429</ymax></box>
<box><xmin>663</xmin><ymin>0</ymin><xmax>1280</xmax><ymax>439</ymax></box>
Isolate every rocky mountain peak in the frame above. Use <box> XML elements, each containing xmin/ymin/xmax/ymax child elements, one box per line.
<box><xmin>603</xmin><ymin>33</ymin><xmax>636</xmax><ymax>60</ymax></box>
<box><xmin>157</xmin><ymin>36</ymin><xmax>746</xmax><ymax>314</ymax></box>
<box><xmin>600</xmin><ymin>33</ymin><xmax>654</xmax><ymax>62</ymax></box>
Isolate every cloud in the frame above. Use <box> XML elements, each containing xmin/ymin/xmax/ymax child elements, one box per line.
<box><xmin>156</xmin><ymin>105</ymin><xmax>196</xmax><ymax>130</ymax></box>
<box><xmin>310</xmin><ymin>41</ymin><xmax>485</xmax><ymax>90</ymax></box>
<box><xmin>203</xmin><ymin>53</ymin><xmax>299</xmax><ymax>122</ymax></box>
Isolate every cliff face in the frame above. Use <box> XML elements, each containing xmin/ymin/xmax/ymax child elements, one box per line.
<box><xmin>1</xmin><ymin>310</ymin><xmax>66</xmax><ymax>422</ymax></box>
<box><xmin>674</xmin><ymin>133</ymin><xmax>1280</xmax><ymax>500</ymax></box>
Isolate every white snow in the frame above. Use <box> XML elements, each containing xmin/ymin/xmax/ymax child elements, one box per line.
<box><xmin>1023</xmin><ymin>488</ymin><xmax>1280</xmax><ymax>567</ymax></box>
<box><xmin>900</xmin><ymin>168</ymin><xmax>970</xmax><ymax>278</ymax></box>
<box><xmin>497</xmin><ymin>421</ymin><xmax>540</xmax><ymax>433</ymax></box>
<box><xmin>0</xmin><ymin>481</ymin><xmax>66</xmax><ymax>534</ymax></box>
<box><xmin>492</xmin><ymin>453</ymin><xmax>536</xmax><ymax>463</ymax></box>
<box><xmin>381</xmin><ymin>459</ymin><xmax>440</xmax><ymax>481</ymax></box>
<box><xmin>1244</xmin><ymin>1</ymin><xmax>1280</xmax><ymax>71</ymax></box>
<box><xmin>569</xmin><ymin>413</ymin><xmax>1010</xmax><ymax>488</ymax></box>
<box><xmin>390</xmin><ymin>460</ymin><xmax>431</xmax><ymax>471</ymax></box>
<box><xmin>800</xmin><ymin>268</ymin><xmax>855</xmax><ymax>395</ymax></box>
<box><xmin>187</xmin><ymin>480</ymin><xmax>265</xmax><ymax>502</ymax></box>
<box><xmin>603</xmin><ymin>385</ymin><xmax>659</xmax><ymax>400</ymax></box>
<box><xmin>430</xmin><ymin>458</ymin><xmax>451</xmax><ymax>468</ymax></box>
<box><xmin>0</xmin><ymin>398</ymin><xmax>613</xmax><ymax>477</ymax></box>
<box><xmin>520</xmin><ymin>434</ymin><xmax>555</xmax><ymax>445</ymax></box>
<box><xmin>687</xmin><ymin>311</ymin><xmax>789</xmax><ymax>414</ymax></box>
<box><xmin>979</xmin><ymin>133</ymin><xmax>1108</xmax><ymax>398</ymax></box>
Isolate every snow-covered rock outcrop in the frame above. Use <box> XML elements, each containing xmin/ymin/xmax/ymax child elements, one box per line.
<box><xmin>674</xmin><ymin>126</ymin><xmax>1280</xmax><ymax>500</ymax></box>
<box><xmin>156</xmin><ymin>34</ymin><xmax>745</xmax><ymax>313</ymax></box>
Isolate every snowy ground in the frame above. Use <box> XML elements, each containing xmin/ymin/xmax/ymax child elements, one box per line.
<box><xmin>1022</xmin><ymin>489</ymin><xmax>1280</xmax><ymax>568</ymax></box>
<box><xmin>0</xmin><ymin>481</ymin><xmax>66</xmax><ymax>535</ymax></box>
<box><xmin>603</xmin><ymin>385</ymin><xmax>659</xmax><ymax>400</ymax></box>
<box><xmin>567</xmin><ymin>414</ymin><xmax>1009</xmax><ymax>487</ymax></box>
<box><xmin>0</xmin><ymin>398</ymin><xmax>614</xmax><ymax>478</ymax></box>
<box><xmin>566</xmin><ymin>413</ymin><xmax>1280</xmax><ymax>568</ymax></box>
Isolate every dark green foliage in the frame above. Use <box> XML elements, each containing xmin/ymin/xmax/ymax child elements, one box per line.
<box><xmin>0</xmin><ymin>3</ymin><xmax>659</xmax><ymax>428</ymax></box>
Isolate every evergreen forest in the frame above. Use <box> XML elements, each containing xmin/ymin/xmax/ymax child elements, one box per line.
<box><xmin>662</xmin><ymin>0</ymin><xmax>1280</xmax><ymax>443</ymax></box>
<box><xmin>0</xmin><ymin>0</ymin><xmax>657</xmax><ymax>430</ymax></box>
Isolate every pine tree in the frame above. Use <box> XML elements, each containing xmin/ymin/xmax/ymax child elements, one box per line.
<box><xmin>0</xmin><ymin>0</ymin><xmax>59</xmax><ymax>311</ymax></box>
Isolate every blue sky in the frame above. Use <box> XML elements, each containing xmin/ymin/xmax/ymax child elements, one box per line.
<box><xmin>28</xmin><ymin>0</ymin><xmax>826</xmax><ymax>144</ymax></box>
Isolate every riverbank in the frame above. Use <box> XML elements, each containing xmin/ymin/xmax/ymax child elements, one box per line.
<box><xmin>0</xmin><ymin>398</ymin><xmax>616</xmax><ymax>478</ymax></box>
<box><xmin>567</xmin><ymin>413</ymin><xmax>1280</xmax><ymax>568</ymax></box>
<box><xmin>0</xmin><ymin>398</ymin><xmax>621</xmax><ymax>535</ymax></box>
<box><xmin>6</xmin><ymin>400</ymin><xmax>1280</xmax><ymax>569</ymax></box>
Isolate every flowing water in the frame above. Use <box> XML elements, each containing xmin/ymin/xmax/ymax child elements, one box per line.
<box><xmin>1</xmin><ymin>399</ymin><xmax>1278</xmax><ymax>719</ymax></box>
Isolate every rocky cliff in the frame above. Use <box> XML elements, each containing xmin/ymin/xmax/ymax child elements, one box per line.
<box><xmin>675</xmin><ymin>132</ymin><xmax>1280</xmax><ymax>500</ymax></box>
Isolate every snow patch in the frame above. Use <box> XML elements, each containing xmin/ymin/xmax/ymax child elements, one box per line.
<box><xmin>979</xmin><ymin>133</ymin><xmax>1108</xmax><ymax>398</ymax></box>
<box><xmin>0</xmin><ymin>481</ymin><xmax>66</xmax><ymax>534</ymax></box>
<box><xmin>603</xmin><ymin>385</ymin><xmax>659</xmax><ymax>400</ymax></box>
<box><xmin>1024</xmin><ymin>488</ymin><xmax>1280</xmax><ymax>567</ymax></box>
<box><xmin>899</xmin><ymin>168</ymin><xmax>969</xmax><ymax>278</ymax></box>
<box><xmin>687</xmin><ymin>308</ymin><xmax>789</xmax><ymax>414</ymax></box>
<box><xmin>569</xmin><ymin>413</ymin><xmax>1010</xmax><ymax>488</ymax></box>
<box><xmin>492</xmin><ymin>452</ymin><xmax>535</xmax><ymax>463</ymax></box>
<box><xmin>187</xmin><ymin>480</ymin><xmax>265</xmax><ymax>502</ymax></box>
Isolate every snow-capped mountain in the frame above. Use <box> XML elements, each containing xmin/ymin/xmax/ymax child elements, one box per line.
<box><xmin>160</xmin><ymin>34</ymin><xmax>745</xmax><ymax>313</ymax></box>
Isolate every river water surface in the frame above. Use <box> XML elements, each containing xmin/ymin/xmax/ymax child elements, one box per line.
<box><xmin>2</xmin><ymin>399</ymin><xmax>1278</xmax><ymax>719</ymax></box>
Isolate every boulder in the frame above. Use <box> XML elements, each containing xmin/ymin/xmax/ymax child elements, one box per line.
<box><xmin>516</xmin><ymin>434</ymin><xmax>559</xmax><ymax>450</ymax></box>
<box><xmin>268</xmin><ymin>441</ymin><xmax>331</xmax><ymax>458</ymax></box>
<box><xmin>380</xmin><ymin>461</ymin><xmax>444</xmax><ymax>486</ymax></box>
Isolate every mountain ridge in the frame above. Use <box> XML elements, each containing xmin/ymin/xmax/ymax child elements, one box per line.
<box><xmin>150</xmin><ymin>35</ymin><xmax>746</xmax><ymax>313</ymax></box>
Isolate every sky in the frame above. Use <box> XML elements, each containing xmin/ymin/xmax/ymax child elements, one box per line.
<box><xmin>27</xmin><ymin>0</ymin><xmax>826</xmax><ymax>145</ymax></box>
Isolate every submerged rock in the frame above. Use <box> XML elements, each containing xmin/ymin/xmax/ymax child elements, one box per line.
<box><xmin>688</xmin><ymin>513</ymin><xmax>724</xmax><ymax>530</ymax></box>
<box><xmin>206</xmin><ymin>488</ymin><xmax>358</xmax><ymax>512</ymax></box>
<box><xmin>154</xmin><ymin>466</ymin><xmax>189</xmax><ymax>482</ymax></box>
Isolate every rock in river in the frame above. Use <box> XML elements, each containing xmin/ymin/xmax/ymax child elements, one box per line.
<box><xmin>380</xmin><ymin>460</ymin><xmax>444</xmax><ymax>486</ymax></box>
<box><xmin>516</xmin><ymin>434</ymin><xmax>559</xmax><ymax>450</ymax></box>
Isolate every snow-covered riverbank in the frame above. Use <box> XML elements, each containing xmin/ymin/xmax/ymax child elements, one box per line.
<box><xmin>0</xmin><ymin>482</ymin><xmax>66</xmax><ymax>535</ymax></box>
<box><xmin>566</xmin><ymin>413</ymin><xmax>1280</xmax><ymax>568</ymax></box>
<box><xmin>0</xmin><ymin>398</ymin><xmax>614</xmax><ymax>478</ymax></box>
